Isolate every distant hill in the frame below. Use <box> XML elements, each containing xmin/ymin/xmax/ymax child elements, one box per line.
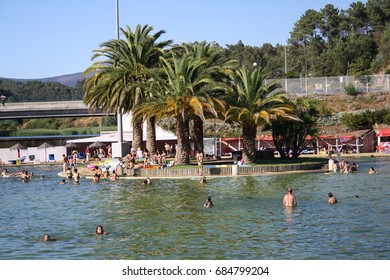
<box><xmin>39</xmin><ymin>72</ymin><xmax>84</xmax><ymax>87</ymax></box>
<box><xmin>0</xmin><ymin>72</ymin><xmax>84</xmax><ymax>87</ymax></box>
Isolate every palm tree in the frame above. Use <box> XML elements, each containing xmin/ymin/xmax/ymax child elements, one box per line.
<box><xmin>181</xmin><ymin>42</ymin><xmax>235</xmax><ymax>155</ymax></box>
<box><xmin>225</xmin><ymin>66</ymin><xmax>293</xmax><ymax>163</ymax></box>
<box><xmin>133</xmin><ymin>51</ymin><xmax>217</xmax><ymax>164</ymax></box>
<box><xmin>83</xmin><ymin>24</ymin><xmax>171</xmax><ymax>152</ymax></box>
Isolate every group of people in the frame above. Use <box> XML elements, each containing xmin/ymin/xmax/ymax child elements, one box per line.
<box><xmin>1</xmin><ymin>168</ymin><xmax>34</xmax><ymax>181</ymax></box>
<box><xmin>61</xmin><ymin>153</ymin><xmax>78</xmax><ymax>174</ymax></box>
<box><xmin>43</xmin><ymin>225</ymin><xmax>107</xmax><ymax>242</ymax></box>
<box><xmin>331</xmin><ymin>159</ymin><xmax>358</xmax><ymax>173</ymax></box>
<box><xmin>122</xmin><ymin>147</ymin><xmax>174</xmax><ymax>170</ymax></box>
<box><xmin>91</xmin><ymin>167</ymin><xmax>119</xmax><ymax>183</ymax></box>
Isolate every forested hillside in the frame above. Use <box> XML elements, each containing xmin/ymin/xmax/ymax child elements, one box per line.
<box><xmin>1</xmin><ymin>0</ymin><xmax>389</xmax><ymax>102</ymax></box>
<box><xmin>0</xmin><ymin>79</ymin><xmax>84</xmax><ymax>102</ymax></box>
<box><xmin>0</xmin><ymin>0</ymin><xmax>389</xmax><ymax>137</ymax></box>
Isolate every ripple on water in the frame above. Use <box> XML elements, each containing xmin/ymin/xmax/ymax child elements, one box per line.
<box><xmin>1</xmin><ymin>158</ymin><xmax>390</xmax><ymax>259</ymax></box>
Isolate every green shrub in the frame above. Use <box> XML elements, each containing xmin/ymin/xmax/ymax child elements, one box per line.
<box><xmin>342</xmin><ymin>108</ymin><xmax>390</xmax><ymax>130</ymax></box>
<box><xmin>343</xmin><ymin>82</ymin><xmax>360</xmax><ymax>96</ymax></box>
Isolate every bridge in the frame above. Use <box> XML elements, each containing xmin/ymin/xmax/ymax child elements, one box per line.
<box><xmin>0</xmin><ymin>101</ymin><xmax>114</xmax><ymax>120</ymax></box>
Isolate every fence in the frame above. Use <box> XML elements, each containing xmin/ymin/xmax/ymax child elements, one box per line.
<box><xmin>123</xmin><ymin>162</ymin><xmax>324</xmax><ymax>177</ymax></box>
<box><xmin>270</xmin><ymin>74</ymin><xmax>390</xmax><ymax>95</ymax></box>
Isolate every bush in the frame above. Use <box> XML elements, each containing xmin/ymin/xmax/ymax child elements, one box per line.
<box><xmin>343</xmin><ymin>82</ymin><xmax>360</xmax><ymax>96</ymax></box>
<box><xmin>342</xmin><ymin>108</ymin><xmax>390</xmax><ymax>130</ymax></box>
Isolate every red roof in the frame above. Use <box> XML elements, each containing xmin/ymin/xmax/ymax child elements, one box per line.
<box><xmin>377</xmin><ymin>128</ymin><xmax>390</xmax><ymax>137</ymax></box>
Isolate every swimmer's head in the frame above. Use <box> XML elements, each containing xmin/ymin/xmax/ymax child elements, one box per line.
<box><xmin>328</xmin><ymin>192</ymin><xmax>333</xmax><ymax>197</ymax></box>
<box><xmin>44</xmin><ymin>234</ymin><xmax>50</xmax><ymax>241</ymax></box>
<box><xmin>207</xmin><ymin>196</ymin><xmax>212</xmax><ymax>201</ymax></box>
<box><xmin>95</xmin><ymin>225</ymin><xmax>104</xmax><ymax>234</ymax></box>
<box><xmin>287</xmin><ymin>188</ymin><xmax>292</xmax><ymax>193</ymax></box>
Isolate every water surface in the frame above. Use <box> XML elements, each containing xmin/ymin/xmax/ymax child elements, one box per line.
<box><xmin>1</xmin><ymin>157</ymin><xmax>389</xmax><ymax>260</ymax></box>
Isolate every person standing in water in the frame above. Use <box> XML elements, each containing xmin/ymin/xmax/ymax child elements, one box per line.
<box><xmin>328</xmin><ymin>192</ymin><xmax>337</xmax><ymax>204</ymax></box>
<box><xmin>196</xmin><ymin>151</ymin><xmax>204</xmax><ymax>176</ymax></box>
<box><xmin>283</xmin><ymin>188</ymin><xmax>297</xmax><ymax>207</ymax></box>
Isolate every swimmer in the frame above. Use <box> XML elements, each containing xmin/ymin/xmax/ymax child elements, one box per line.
<box><xmin>73</xmin><ymin>168</ymin><xmax>80</xmax><ymax>184</ymax></box>
<box><xmin>1</xmin><ymin>168</ymin><xmax>10</xmax><ymax>177</ymax></box>
<box><xmin>102</xmin><ymin>167</ymin><xmax>110</xmax><ymax>178</ymax></box>
<box><xmin>43</xmin><ymin>234</ymin><xmax>51</xmax><ymax>241</ymax></box>
<box><xmin>59</xmin><ymin>179</ymin><xmax>66</xmax><ymax>184</ymax></box>
<box><xmin>349</xmin><ymin>162</ymin><xmax>358</xmax><ymax>172</ymax></box>
<box><xmin>143</xmin><ymin>177</ymin><xmax>152</xmax><ymax>185</ymax></box>
<box><xmin>368</xmin><ymin>167</ymin><xmax>377</xmax><ymax>175</ymax></box>
<box><xmin>199</xmin><ymin>176</ymin><xmax>207</xmax><ymax>184</ymax></box>
<box><xmin>283</xmin><ymin>188</ymin><xmax>297</xmax><ymax>207</ymax></box>
<box><xmin>328</xmin><ymin>192</ymin><xmax>337</xmax><ymax>204</ymax></box>
<box><xmin>66</xmin><ymin>167</ymin><xmax>72</xmax><ymax>179</ymax></box>
<box><xmin>109</xmin><ymin>170</ymin><xmax>119</xmax><ymax>181</ymax></box>
<box><xmin>92</xmin><ymin>174</ymin><xmax>100</xmax><ymax>183</ymax></box>
<box><xmin>204</xmin><ymin>196</ymin><xmax>213</xmax><ymax>208</ymax></box>
<box><xmin>95</xmin><ymin>225</ymin><xmax>107</xmax><ymax>235</ymax></box>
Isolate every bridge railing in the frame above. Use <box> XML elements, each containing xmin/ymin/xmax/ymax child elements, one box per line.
<box><xmin>0</xmin><ymin>100</ymin><xmax>87</xmax><ymax>111</ymax></box>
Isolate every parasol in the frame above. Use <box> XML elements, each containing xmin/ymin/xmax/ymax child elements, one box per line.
<box><xmin>88</xmin><ymin>141</ymin><xmax>106</xmax><ymax>149</ymax></box>
<box><xmin>9</xmin><ymin>143</ymin><xmax>27</xmax><ymax>158</ymax></box>
<box><xmin>64</xmin><ymin>142</ymin><xmax>79</xmax><ymax>148</ymax></box>
<box><xmin>38</xmin><ymin>142</ymin><xmax>54</xmax><ymax>162</ymax></box>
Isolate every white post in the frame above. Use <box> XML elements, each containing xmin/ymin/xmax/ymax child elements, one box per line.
<box><xmin>232</xmin><ymin>164</ymin><xmax>238</xmax><ymax>176</ymax></box>
<box><xmin>316</xmin><ymin>138</ymin><xmax>320</xmax><ymax>154</ymax></box>
<box><xmin>305</xmin><ymin>77</ymin><xmax>308</xmax><ymax>95</ymax></box>
<box><xmin>356</xmin><ymin>137</ymin><xmax>360</xmax><ymax>154</ymax></box>
<box><xmin>213</xmin><ymin>119</ymin><xmax>217</xmax><ymax>156</ymax></box>
<box><xmin>328</xmin><ymin>158</ymin><xmax>334</xmax><ymax>171</ymax></box>
<box><xmin>325</xmin><ymin>76</ymin><xmax>328</xmax><ymax>94</ymax></box>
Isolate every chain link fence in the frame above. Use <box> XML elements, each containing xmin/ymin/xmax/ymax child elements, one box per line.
<box><xmin>269</xmin><ymin>74</ymin><xmax>390</xmax><ymax>95</ymax></box>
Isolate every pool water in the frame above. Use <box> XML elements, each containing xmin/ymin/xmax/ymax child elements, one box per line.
<box><xmin>1</xmin><ymin>157</ymin><xmax>390</xmax><ymax>260</ymax></box>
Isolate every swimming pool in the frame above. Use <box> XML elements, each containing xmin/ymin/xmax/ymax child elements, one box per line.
<box><xmin>1</xmin><ymin>157</ymin><xmax>389</xmax><ymax>260</ymax></box>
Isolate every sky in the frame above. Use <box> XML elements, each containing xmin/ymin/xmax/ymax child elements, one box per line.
<box><xmin>0</xmin><ymin>0</ymin><xmax>359</xmax><ymax>79</ymax></box>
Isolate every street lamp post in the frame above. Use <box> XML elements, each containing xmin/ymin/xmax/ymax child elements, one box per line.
<box><xmin>284</xmin><ymin>46</ymin><xmax>288</xmax><ymax>92</ymax></box>
<box><xmin>112</xmin><ymin>0</ymin><xmax>127</xmax><ymax>157</ymax></box>
<box><xmin>116</xmin><ymin>0</ymin><xmax>123</xmax><ymax>144</ymax></box>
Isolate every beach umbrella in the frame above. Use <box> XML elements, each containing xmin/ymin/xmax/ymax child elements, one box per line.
<box><xmin>64</xmin><ymin>142</ymin><xmax>79</xmax><ymax>148</ymax></box>
<box><xmin>9</xmin><ymin>143</ymin><xmax>27</xmax><ymax>158</ymax></box>
<box><xmin>38</xmin><ymin>142</ymin><xmax>54</xmax><ymax>162</ymax></box>
<box><xmin>88</xmin><ymin>141</ymin><xmax>106</xmax><ymax>149</ymax></box>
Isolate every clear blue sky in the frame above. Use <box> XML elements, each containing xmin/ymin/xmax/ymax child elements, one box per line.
<box><xmin>1</xmin><ymin>0</ymin><xmax>358</xmax><ymax>79</ymax></box>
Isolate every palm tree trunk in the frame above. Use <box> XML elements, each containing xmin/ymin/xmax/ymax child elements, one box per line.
<box><xmin>146</xmin><ymin>116</ymin><xmax>157</xmax><ymax>155</ymax></box>
<box><xmin>242</xmin><ymin>125</ymin><xmax>257</xmax><ymax>163</ymax></box>
<box><xmin>132</xmin><ymin>117</ymin><xmax>144</xmax><ymax>150</ymax></box>
<box><xmin>175</xmin><ymin>116</ymin><xmax>190</xmax><ymax>164</ymax></box>
<box><xmin>192</xmin><ymin>115</ymin><xmax>204</xmax><ymax>154</ymax></box>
